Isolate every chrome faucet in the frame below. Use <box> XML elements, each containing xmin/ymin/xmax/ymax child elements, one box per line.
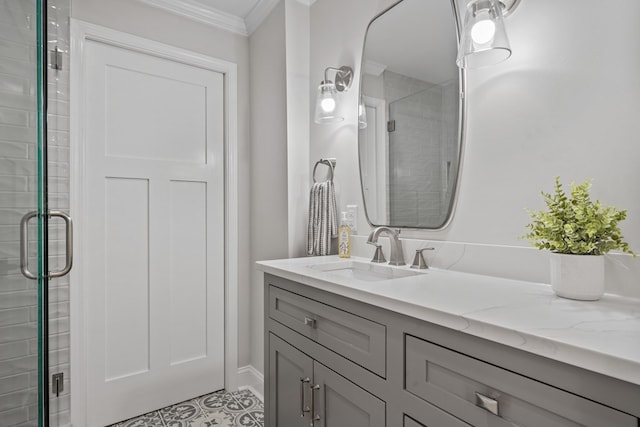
<box><xmin>367</xmin><ymin>226</ymin><xmax>405</xmax><ymax>266</ymax></box>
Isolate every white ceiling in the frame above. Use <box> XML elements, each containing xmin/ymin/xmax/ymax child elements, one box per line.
<box><xmin>139</xmin><ymin>0</ymin><xmax>315</xmax><ymax>36</ymax></box>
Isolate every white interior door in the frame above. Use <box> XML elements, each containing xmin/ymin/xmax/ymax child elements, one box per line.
<box><xmin>82</xmin><ymin>37</ymin><xmax>225</xmax><ymax>426</ymax></box>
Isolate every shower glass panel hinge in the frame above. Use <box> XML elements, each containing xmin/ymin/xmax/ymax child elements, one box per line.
<box><xmin>387</xmin><ymin>120</ymin><xmax>396</xmax><ymax>132</ymax></box>
<box><xmin>52</xmin><ymin>372</ymin><xmax>64</xmax><ymax>397</ymax></box>
<box><xmin>50</xmin><ymin>47</ymin><xmax>63</xmax><ymax>70</ymax></box>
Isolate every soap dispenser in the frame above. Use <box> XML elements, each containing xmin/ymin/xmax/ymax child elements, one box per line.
<box><xmin>338</xmin><ymin>212</ymin><xmax>351</xmax><ymax>258</ymax></box>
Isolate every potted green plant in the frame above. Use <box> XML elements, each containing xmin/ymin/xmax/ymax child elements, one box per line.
<box><xmin>523</xmin><ymin>177</ymin><xmax>635</xmax><ymax>300</ymax></box>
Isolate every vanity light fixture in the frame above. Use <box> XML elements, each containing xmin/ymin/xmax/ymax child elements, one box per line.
<box><xmin>314</xmin><ymin>66</ymin><xmax>353</xmax><ymax>124</ymax></box>
<box><xmin>456</xmin><ymin>0</ymin><xmax>521</xmax><ymax>69</ymax></box>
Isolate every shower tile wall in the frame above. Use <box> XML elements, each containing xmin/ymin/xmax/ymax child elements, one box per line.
<box><xmin>384</xmin><ymin>70</ymin><xmax>458</xmax><ymax>227</ymax></box>
<box><xmin>0</xmin><ymin>1</ymin><xmax>41</xmax><ymax>425</ymax></box>
<box><xmin>0</xmin><ymin>0</ymin><xmax>70</xmax><ymax>425</ymax></box>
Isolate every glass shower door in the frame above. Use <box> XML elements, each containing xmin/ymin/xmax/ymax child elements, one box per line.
<box><xmin>0</xmin><ymin>0</ymin><xmax>47</xmax><ymax>424</ymax></box>
<box><xmin>0</xmin><ymin>0</ymin><xmax>71</xmax><ymax>425</ymax></box>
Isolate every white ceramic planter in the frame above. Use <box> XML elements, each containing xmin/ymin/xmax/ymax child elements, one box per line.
<box><xmin>549</xmin><ymin>253</ymin><xmax>605</xmax><ymax>301</ymax></box>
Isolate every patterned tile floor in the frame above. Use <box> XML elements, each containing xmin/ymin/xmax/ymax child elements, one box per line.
<box><xmin>109</xmin><ymin>389</ymin><xmax>264</xmax><ymax>427</ymax></box>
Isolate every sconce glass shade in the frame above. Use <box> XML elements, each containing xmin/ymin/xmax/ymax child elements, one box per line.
<box><xmin>314</xmin><ymin>81</ymin><xmax>343</xmax><ymax>123</ymax></box>
<box><xmin>456</xmin><ymin>0</ymin><xmax>511</xmax><ymax>69</ymax></box>
<box><xmin>358</xmin><ymin>97</ymin><xmax>367</xmax><ymax>129</ymax></box>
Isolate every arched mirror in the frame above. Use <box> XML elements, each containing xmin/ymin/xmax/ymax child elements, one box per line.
<box><xmin>358</xmin><ymin>0</ymin><xmax>465</xmax><ymax>229</ymax></box>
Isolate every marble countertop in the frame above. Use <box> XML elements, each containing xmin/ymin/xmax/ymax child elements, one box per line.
<box><xmin>257</xmin><ymin>255</ymin><xmax>640</xmax><ymax>386</ymax></box>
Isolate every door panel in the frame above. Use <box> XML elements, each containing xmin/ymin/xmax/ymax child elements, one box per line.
<box><xmin>103</xmin><ymin>67</ymin><xmax>208</xmax><ymax>163</ymax></box>
<box><xmin>168</xmin><ymin>180</ymin><xmax>208</xmax><ymax>364</ymax></box>
<box><xmin>104</xmin><ymin>177</ymin><xmax>150</xmax><ymax>379</ymax></box>
<box><xmin>83</xmin><ymin>37</ymin><xmax>225</xmax><ymax>426</ymax></box>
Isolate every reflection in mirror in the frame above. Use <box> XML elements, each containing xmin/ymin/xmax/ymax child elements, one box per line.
<box><xmin>358</xmin><ymin>0</ymin><xmax>465</xmax><ymax>229</ymax></box>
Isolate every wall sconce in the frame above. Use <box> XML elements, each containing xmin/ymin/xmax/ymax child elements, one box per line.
<box><xmin>314</xmin><ymin>66</ymin><xmax>353</xmax><ymax>124</ymax></box>
<box><xmin>456</xmin><ymin>0</ymin><xmax>521</xmax><ymax>69</ymax></box>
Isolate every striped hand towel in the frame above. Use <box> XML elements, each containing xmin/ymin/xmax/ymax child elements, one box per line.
<box><xmin>307</xmin><ymin>180</ymin><xmax>337</xmax><ymax>256</ymax></box>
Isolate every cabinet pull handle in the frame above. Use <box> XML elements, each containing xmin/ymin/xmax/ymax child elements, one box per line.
<box><xmin>310</xmin><ymin>384</ymin><xmax>321</xmax><ymax>426</ymax></box>
<box><xmin>475</xmin><ymin>392</ymin><xmax>499</xmax><ymax>416</ymax></box>
<box><xmin>300</xmin><ymin>377</ymin><xmax>310</xmax><ymax>417</ymax></box>
<box><xmin>304</xmin><ymin>317</ymin><xmax>317</xmax><ymax>328</ymax></box>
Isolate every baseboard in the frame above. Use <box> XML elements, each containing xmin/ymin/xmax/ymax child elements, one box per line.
<box><xmin>237</xmin><ymin>365</ymin><xmax>264</xmax><ymax>401</ymax></box>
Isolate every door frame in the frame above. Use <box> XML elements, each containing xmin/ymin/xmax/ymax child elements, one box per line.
<box><xmin>361</xmin><ymin>95</ymin><xmax>388</xmax><ymax>224</ymax></box>
<box><xmin>69</xmin><ymin>19</ymin><xmax>239</xmax><ymax>426</ymax></box>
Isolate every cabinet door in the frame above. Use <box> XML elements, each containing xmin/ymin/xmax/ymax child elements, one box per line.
<box><xmin>402</xmin><ymin>411</ymin><xmax>471</xmax><ymax>427</ymax></box>
<box><xmin>314</xmin><ymin>362</ymin><xmax>385</xmax><ymax>427</ymax></box>
<box><xmin>404</xmin><ymin>416</ymin><xmax>425</xmax><ymax>427</ymax></box>
<box><xmin>269</xmin><ymin>334</ymin><xmax>314</xmax><ymax>427</ymax></box>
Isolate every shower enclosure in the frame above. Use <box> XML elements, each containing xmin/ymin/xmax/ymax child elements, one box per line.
<box><xmin>387</xmin><ymin>79</ymin><xmax>458</xmax><ymax>228</ymax></box>
<box><xmin>0</xmin><ymin>0</ymin><xmax>71</xmax><ymax>425</ymax></box>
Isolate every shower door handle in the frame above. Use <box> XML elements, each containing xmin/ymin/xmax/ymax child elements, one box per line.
<box><xmin>20</xmin><ymin>211</ymin><xmax>39</xmax><ymax>279</ymax></box>
<box><xmin>20</xmin><ymin>210</ymin><xmax>74</xmax><ymax>280</ymax></box>
<box><xmin>48</xmin><ymin>211</ymin><xmax>73</xmax><ymax>278</ymax></box>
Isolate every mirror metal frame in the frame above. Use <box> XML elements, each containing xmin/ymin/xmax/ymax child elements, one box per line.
<box><xmin>357</xmin><ymin>0</ymin><xmax>467</xmax><ymax>231</ymax></box>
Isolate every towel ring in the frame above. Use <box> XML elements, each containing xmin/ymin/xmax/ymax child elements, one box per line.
<box><xmin>313</xmin><ymin>159</ymin><xmax>335</xmax><ymax>183</ymax></box>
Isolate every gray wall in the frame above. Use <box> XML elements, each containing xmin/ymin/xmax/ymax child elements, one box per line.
<box><xmin>310</xmin><ymin>0</ymin><xmax>386</xmax><ymax>235</ymax></box>
<box><xmin>309</xmin><ymin>0</ymin><xmax>640</xmax><ymax>251</ymax></box>
<box><xmin>249</xmin><ymin>1</ymin><xmax>289</xmax><ymax>375</ymax></box>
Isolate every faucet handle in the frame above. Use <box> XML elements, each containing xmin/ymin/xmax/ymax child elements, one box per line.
<box><xmin>410</xmin><ymin>247</ymin><xmax>434</xmax><ymax>269</ymax></box>
<box><xmin>367</xmin><ymin>242</ymin><xmax>387</xmax><ymax>263</ymax></box>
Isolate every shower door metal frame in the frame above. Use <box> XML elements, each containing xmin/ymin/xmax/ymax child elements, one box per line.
<box><xmin>38</xmin><ymin>2</ymin><xmax>50</xmax><ymax>423</ymax></box>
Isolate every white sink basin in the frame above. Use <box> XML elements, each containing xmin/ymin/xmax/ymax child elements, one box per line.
<box><xmin>309</xmin><ymin>260</ymin><xmax>424</xmax><ymax>282</ymax></box>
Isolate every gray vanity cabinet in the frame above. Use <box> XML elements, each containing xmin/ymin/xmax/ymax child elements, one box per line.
<box><xmin>264</xmin><ymin>273</ymin><xmax>640</xmax><ymax>427</ymax></box>
<box><xmin>268</xmin><ymin>333</ymin><xmax>385</xmax><ymax>427</ymax></box>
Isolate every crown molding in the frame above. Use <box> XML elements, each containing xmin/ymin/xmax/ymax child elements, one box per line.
<box><xmin>244</xmin><ymin>0</ymin><xmax>280</xmax><ymax>35</ymax></box>
<box><xmin>363</xmin><ymin>59</ymin><xmax>387</xmax><ymax>77</ymax></box>
<box><xmin>139</xmin><ymin>0</ymin><xmax>249</xmax><ymax>36</ymax></box>
<box><xmin>140</xmin><ymin>0</ymin><xmax>316</xmax><ymax>36</ymax></box>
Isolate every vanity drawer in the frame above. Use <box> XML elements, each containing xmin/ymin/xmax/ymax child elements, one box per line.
<box><xmin>405</xmin><ymin>335</ymin><xmax>636</xmax><ymax>427</ymax></box>
<box><xmin>268</xmin><ymin>285</ymin><xmax>386</xmax><ymax>377</ymax></box>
